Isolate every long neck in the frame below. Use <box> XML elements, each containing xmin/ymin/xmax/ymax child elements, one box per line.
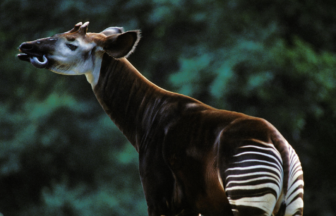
<box><xmin>93</xmin><ymin>54</ymin><xmax>186</xmax><ymax>151</ymax></box>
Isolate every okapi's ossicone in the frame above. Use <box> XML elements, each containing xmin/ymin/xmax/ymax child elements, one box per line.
<box><xmin>18</xmin><ymin>22</ymin><xmax>304</xmax><ymax>216</ymax></box>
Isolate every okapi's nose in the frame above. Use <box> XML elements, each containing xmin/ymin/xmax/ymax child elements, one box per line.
<box><xmin>19</xmin><ymin>42</ymin><xmax>34</xmax><ymax>52</ymax></box>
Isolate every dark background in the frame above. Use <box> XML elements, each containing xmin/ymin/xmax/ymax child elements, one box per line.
<box><xmin>1</xmin><ymin>0</ymin><xmax>336</xmax><ymax>215</ymax></box>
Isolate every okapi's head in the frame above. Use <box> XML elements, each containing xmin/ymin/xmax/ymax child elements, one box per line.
<box><xmin>18</xmin><ymin>22</ymin><xmax>140</xmax><ymax>85</ymax></box>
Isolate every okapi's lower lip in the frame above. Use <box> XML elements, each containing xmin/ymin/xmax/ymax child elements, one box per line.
<box><xmin>17</xmin><ymin>53</ymin><xmax>31</xmax><ymax>62</ymax></box>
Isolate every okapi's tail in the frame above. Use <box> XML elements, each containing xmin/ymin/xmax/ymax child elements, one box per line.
<box><xmin>272</xmin><ymin>131</ymin><xmax>304</xmax><ymax>216</ymax></box>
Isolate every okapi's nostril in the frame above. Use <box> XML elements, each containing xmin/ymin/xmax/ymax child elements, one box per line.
<box><xmin>20</xmin><ymin>43</ymin><xmax>34</xmax><ymax>51</ymax></box>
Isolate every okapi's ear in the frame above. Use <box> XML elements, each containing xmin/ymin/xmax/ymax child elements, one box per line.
<box><xmin>101</xmin><ymin>27</ymin><xmax>124</xmax><ymax>36</ymax></box>
<box><xmin>103</xmin><ymin>30</ymin><xmax>141</xmax><ymax>59</ymax></box>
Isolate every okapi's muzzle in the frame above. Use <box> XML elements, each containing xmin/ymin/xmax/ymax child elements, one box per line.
<box><xmin>17</xmin><ymin>38</ymin><xmax>57</xmax><ymax>69</ymax></box>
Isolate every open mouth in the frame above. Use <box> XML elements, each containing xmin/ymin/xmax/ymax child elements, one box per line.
<box><xmin>17</xmin><ymin>43</ymin><xmax>49</xmax><ymax>69</ymax></box>
<box><xmin>17</xmin><ymin>52</ymin><xmax>49</xmax><ymax>69</ymax></box>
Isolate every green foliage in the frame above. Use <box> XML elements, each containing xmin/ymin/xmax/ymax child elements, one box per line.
<box><xmin>1</xmin><ymin>0</ymin><xmax>336</xmax><ymax>215</ymax></box>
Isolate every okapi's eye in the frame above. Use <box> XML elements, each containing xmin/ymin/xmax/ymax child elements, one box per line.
<box><xmin>66</xmin><ymin>43</ymin><xmax>78</xmax><ymax>51</ymax></box>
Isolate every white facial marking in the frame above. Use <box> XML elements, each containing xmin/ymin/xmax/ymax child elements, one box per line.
<box><xmin>48</xmin><ymin>37</ymin><xmax>103</xmax><ymax>87</ymax></box>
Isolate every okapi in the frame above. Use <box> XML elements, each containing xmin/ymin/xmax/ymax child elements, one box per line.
<box><xmin>17</xmin><ymin>22</ymin><xmax>304</xmax><ymax>216</ymax></box>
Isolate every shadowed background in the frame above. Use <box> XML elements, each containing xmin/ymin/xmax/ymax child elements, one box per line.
<box><xmin>1</xmin><ymin>0</ymin><xmax>336</xmax><ymax>215</ymax></box>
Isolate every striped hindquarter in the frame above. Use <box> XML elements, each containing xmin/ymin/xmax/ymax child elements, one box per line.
<box><xmin>284</xmin><ymin>144</ymin><xmax>304</xmax><ymax>216</ymax></box>
<box><xmin>221</xmin><ymin>139</ymin><xmax>303</xmax><ymax>216</ymax></box>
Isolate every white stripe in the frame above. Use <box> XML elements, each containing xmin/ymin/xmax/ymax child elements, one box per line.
<box><xmin>289</xmin><ymin>162</ymin><xmax>302</xmax><ymax>180</ymax></box>
<box><xmin>287</xmin><ymin>188</ymin><xmax>304</xmax><ymax>206</ymax></box>
<box><xmin>289</xmin><ymin>169</ymin><xmax>303</xmax><ymax>185</ymax></box>
<box><xmin>226</xmin><ymin>165</ymin><xmax>281</xmax><ymax>177</ymax></box>
<box><xmin>286</xmin><ymin>180</ymin><xmax>304</xmax><ymax>201</ymax></box>
<box><xmin>285</xmin><ymin>197</ymin><xmax>304</xmax><ymax>216</ymax></box>
<box><xmin>226</xmin><ymin>182</ymin><xmax>280</xmax><ymax>194</ymax></box>
<box><xmin>233</xmin><ymin>151</ymin><xmax>283</xmax><ymax>168</ymax></box>
<box><xmin>228</xmin><ymin>193</ymin><xmax>277</xmax><ymax>214</ymax></box>
<box><xmin>246</xmin><ymin>139</ymin><xmax>275</xmax><ymax>148</ymax></box>
<box><xmin>226</xmin><ymin>171</ymin><xmax>281</xmax><ymax>183</ymax></box>
<box><xmin>226</xmin><ymin>176</ymin><xmax>279</xmax><ymax>187</ymax></box>
<box><xmin>233</xmin><ymin>159</ymin><xmax>283</xmax><ymax>172</ymax></box>
<box><xmin>239</xmin><ymin>145</ymin><xmax>282</xmax><ymax>162</ymax></box>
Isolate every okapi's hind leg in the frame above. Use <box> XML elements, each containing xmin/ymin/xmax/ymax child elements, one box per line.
<box><xmin>218</xmin><ymin>130</ymin><xmax>284</xmax><ymax>216</ymax></box>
